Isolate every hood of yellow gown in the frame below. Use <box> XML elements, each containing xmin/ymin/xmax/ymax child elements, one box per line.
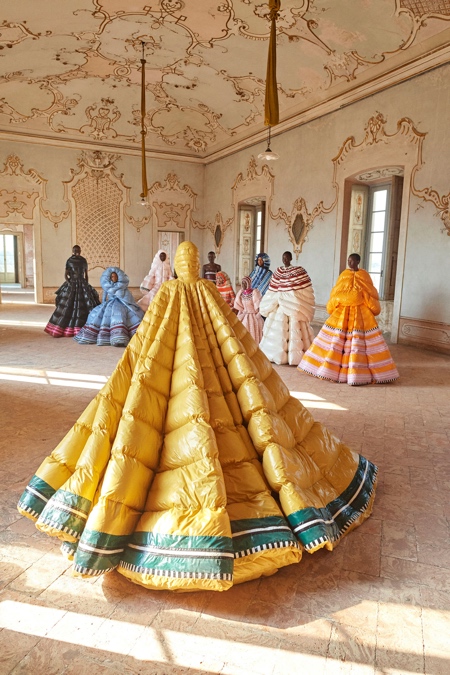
<box><xmin>18</xmin><ymin>242</ymin><xmax>377</xmax><ymax>592</ymax></box>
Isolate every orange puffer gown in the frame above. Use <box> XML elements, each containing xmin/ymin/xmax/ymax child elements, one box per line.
<box><xmin>298</xmin><ymin>268</ymin><xmax>399</xmax><ymax>385</ymax></box>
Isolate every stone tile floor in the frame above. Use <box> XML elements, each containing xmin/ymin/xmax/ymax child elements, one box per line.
<box><xmin>1</xmin><ymin>302</ymin><xmax>450</xmax><ymax>674</ymax></box>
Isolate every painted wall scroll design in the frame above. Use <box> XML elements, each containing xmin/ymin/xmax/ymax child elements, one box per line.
<box><xmin>271</xmin><ymin>196</ymin><xmax>337</xmax><ymax>258</ymax></box>
<box><xmin>0</xmin><ymin>154</ymin><xmax>66</xmax><ymax>229</ymax></box>
<box><xmin>147</xmin><ymin>173</ymin><xmax>197</xmax><ymax>237</ymax></box>
<box><xmin>411</xmin><ymin>180</ymin><xmax>450</xmax><ymax>236</ymax></box>
<box><xmin>192</xmin><ymin>211</ymin><xmax>234</xmax><ymax>255</ymax></box>
<box><xmin>67</xmin><ymin>151</ymin><xmax>127</xmax><ymax>269</ymax></box>
<box><xmin>335</xmin><ymin>111</ymin><xmax>450</xmax><ymax>236</ymax></box>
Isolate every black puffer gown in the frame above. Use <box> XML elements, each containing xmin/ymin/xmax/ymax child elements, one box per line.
<box><xmin>44</xmin><ymin>255</ymin><xmax>100</xmax><ymax>337</ymax></box>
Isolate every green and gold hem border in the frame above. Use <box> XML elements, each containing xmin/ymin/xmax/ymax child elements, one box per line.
<box><xmin>17</xmin><ymin>475</ymin><xmax>56</xmax><ymax>520</ymax></box>
<box><xmin>73</xmin><ymin>529</ymin><xmax>129</xmax><ymax>575</ymax></box>
<box><xmin>120</xmin><ymin>531</ymin><xmax>234</xmax><ymax>580</ymax></box>
<box><xmin>37</xmin><ymin>489</ymin><xmax>91</xmax><ymax>540</ymax></box>
<box><xmin>231</xmin><ymin>515</ymin><xmax>300</xmax><ymax>559</ymax></box>
<box><xmin>288</xmin><ymin>456</ymin><xmax>377</xmax><ymax>551</ymax></box>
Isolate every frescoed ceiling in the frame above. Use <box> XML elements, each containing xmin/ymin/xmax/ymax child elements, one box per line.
<box><xmin>1</xmin><ymin>1</ymin><xmax>450</xmax><ymax>161</ymax></box>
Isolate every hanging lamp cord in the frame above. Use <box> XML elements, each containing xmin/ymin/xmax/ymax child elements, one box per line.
<box><xmin>140</xmin><ymin>41</ymin><xmax>148</xmax><ymax>200</ymax></box>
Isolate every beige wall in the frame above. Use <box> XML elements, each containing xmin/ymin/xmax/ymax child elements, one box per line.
<box><xmin>0</xmin><ymin>141</ymin><xmax>205</xmax><ymax>300</ymax></box>
<box><xmin>1</xmin><ymin>63</ymin><xmax>449</xmax><ymax>351</ymax></box>
<box><xmin>202</xmin><ymin>63</ymin><xmax>450</xmax><ymax>350</ymax></box>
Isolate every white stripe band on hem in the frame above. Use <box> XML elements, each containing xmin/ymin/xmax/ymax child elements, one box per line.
<box><xmin>293</xmin><ymin>459</ymin><xmax>369</xmax><ymax>534</ymax></box>
<box><xmin>127</xmin><ymin>544</ymin><xmax>235</xmax><ymax>559</ymax></box>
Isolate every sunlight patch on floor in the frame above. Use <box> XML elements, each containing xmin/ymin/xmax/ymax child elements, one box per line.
<box><xmin>290</xmin><ymin>390</ymin><xmax>348</xmax><ymax>411</ymax></box>
<box><xmin>0</xmin><ymin>318</ymin><xmax>47</xmax><ymax>327</ymax></box>
<box><xmin>0</xmin><ymin>366</ymin><xmax>107</xmax><ymax>390</ymax></box>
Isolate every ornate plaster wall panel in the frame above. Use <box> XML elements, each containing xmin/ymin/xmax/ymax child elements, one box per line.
<box><xmin>346</xmin><ymin>186</ymin><xmax>368</xmax><ymax>260</ymax></box>
<box><xmin>1</xmin><ymin>1</ymin><xmax>450</xmax><ymax>159</ymax></box>
<box><xmin>67</xmin><ymin>151</ymin><xmax>127</xmax><ymax>269</ymax></box>
<box><xmin>192</xmin><ymin>211</ymin><xmax>233</xmax><ymax>256</ymax></box>
<box><xmin>399</xmin><ymin>316</ymin><xmax>450</xmax><ymax>354</ymax></box>
<box><xmin>147</xmin><ymin>173</ymin><xmax>197</xmax><ymax>233</ymax></box>
<box><xmin>270</xmin><ymin>195</ymin><xmax>337</xmax><ymax>259</ymax></box>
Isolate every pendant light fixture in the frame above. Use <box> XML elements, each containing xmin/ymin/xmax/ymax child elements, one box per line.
<box><xmin>259</xmin><ymin>0</ymin><xmax>281</xmax><ymax>162</ymax></box>
<box><xmin>138</xmin><ymin>41</ymin><xmax>149</xmax><ymax>206</ymax></box>
<box><xmin>257</xmin><ymin>126</ymin><xmax>280</xmax><ymax>161</ymax></box>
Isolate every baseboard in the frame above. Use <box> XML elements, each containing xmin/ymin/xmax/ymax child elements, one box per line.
<box><xmin>398</xmin><ymin>316</ymin><xmax>450</xmax><ymax>355</ymax></box>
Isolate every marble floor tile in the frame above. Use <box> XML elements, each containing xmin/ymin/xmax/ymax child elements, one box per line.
<box><xmin>1</xmin><ymin>303</ymin><xmax>450</xmax><ymax>674</ymax></box>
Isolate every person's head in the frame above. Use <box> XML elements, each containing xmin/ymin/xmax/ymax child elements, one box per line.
<box><xmin>72</xmin><ymin>245</ymin><xmax>81</xmax><ymax>257</ymax></box>
<box><xmin>241</xmin><ymin>276</ymin><xmax>252</xmax><ymax>291</ymax></box>
<box><xmin>110</xmin><ymin>271</ymin><xmax>118</xmax><ymax>283</ymax></box>
<box><xmin>216</xmin><ymin>271</ymin><xmax>226</xmax><ymax>286</ymax></box>
<box><xmin>207</xmin><ymin>251</ymin><xmax>216</xmax><ymax>264</ymax></box>
<box><xmin>257</xmin><ymin>255</ymin><xmax>265</xmax><ymax>268</ymax></box>
<box><xmin>282</xmin><ymin>251</ymin><xmax>292</xmax><ymax>267</ymax></box>
<box><xmin>348</xmin><ymin>253</ymin><xmax>360</xmax><ymax>271</ymax></box>
<box><xmin>159</xmin><ymin>251</ymin><xmax>167</xmax><ymax>262</ymax></box>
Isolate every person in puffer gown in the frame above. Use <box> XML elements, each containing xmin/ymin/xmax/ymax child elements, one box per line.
<box><xmin>249</xmin><ymin>252</ymin><xmax>272</xmax><ymax>297</ymax></box>
<box><xmin>234</xmin><ymin>275</ymin><xmax>264</xmax><ymax>344</ymax></box>
<box><xmin>259</xmin><ymin>251</ymin><xmax>315</xmax><ymax>365</ymax></box>
<box><xmin>216</xmin><ymin>271</ymin><xmax>236</xmax><ymax>309</ymax></box>
<box><xmin>18</xmin><ymin>242</ymin><xmax>377</xmax><ymax>593</ymax></box>
<box><xmin>298</xmin><ymin>253</ymin><xmax>399</xmax><ymax>385</ymax></box>
<box><xmin>138</xmin><ymin>249</ymin><xmax>173</xmax><ymax>311</ymax></box>
<box><xmin>44</xmin><ymin>245</ymin><xmax>100</xmax><ymax>338</ymax></box>
<box><xmin>74</xmin><ymin>267</ymin><xmax>144</xmax><ymax>347</ymax></box>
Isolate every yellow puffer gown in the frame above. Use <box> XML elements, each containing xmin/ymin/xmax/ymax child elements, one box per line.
<box><xmin>18</xmin><ymin>243</ymin><xmax>377</xmax><ymax>592</ymax></box>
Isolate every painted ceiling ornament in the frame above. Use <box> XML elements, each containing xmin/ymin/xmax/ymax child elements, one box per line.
<box><xmin>1</xmin><ymin>2</ymin><xmax>450</xmax><ymax>157</ymax></box>
<box><xmin>80</xmin><ymin>98</ymin><xmax>120</xmax><ymax>140</ymax></box>
<box><xmin>398</xmin><ymin>0</ymin><xmax>450</xmax><ymax>20</ymax></box>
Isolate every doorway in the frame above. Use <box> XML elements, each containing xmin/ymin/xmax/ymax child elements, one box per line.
<box><xmin>343</xmin><ymin>173</ymin><xmax>404</xmax><ymax>335</ymax></box>
<box><xmin>157</xmin><ymin>230</ymin><xmax>185</xmax><ymax>272</ymax></box>
<box><xmin>0</xmin><ymin>233</ymin><xmax>19</xmax><ymax>284</ymax></box>
<box><xmin>237</xmin><ymin>199</ymin><xmax>266</xmax><ymax>282</ymax></box>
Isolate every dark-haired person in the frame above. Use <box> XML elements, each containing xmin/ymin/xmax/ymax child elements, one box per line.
<box><xmin>249</xmin><ymin>252</ymin><xmax>272</xmax><ymax>297</ymax></box>
<box><xmin>44</xmin><ymin>245</ymin><xmax>100</xmax><ymax>337</ymax></box>
<box><xmin>74</xmin><ymin>267</ymin><xmax>144</xmax><ymax>347</ymax></box>
<box><xmin>202</xmin><ymin>250</ymin><xmax>221</xmax><ymax>284</ymax></box>
<box><xmin>298</xmin><ymin>253</ymin><xmax>399</xmax><ymax>385</ymax></box>
<box><xmin>259</xmin><ymin>251</ymin><xmax>315</xmax><ymax>365</ymax></box>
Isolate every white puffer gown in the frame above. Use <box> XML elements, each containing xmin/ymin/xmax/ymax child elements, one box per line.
<box><xmin>259</xmin><ymin>265</ymin><xmax>315</xmax><ymax>365</ymax></box>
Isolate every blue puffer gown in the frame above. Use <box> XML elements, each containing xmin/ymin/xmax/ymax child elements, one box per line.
<box><xmin>74</xmin><ymin>267</ymin><xmax>144</xmax><ymax>347</ymax></box>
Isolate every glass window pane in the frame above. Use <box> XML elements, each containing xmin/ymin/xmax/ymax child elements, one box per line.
<box><xmin>0</xmin><ymin>237</ymin><xmax>4</xmax><ymax>273</ymax></box>
<box><xmin>5</xmin><ymin>236</ymin><xmax>14</xmax><ymax>273</ymax></box>
<box><xmin>371</xmin><ymin>211</ymin><xmax>386</xmax><ymax>232</ymax></box>
<box><xmin>368</xmin><ymin>252</ymin><xmax>382</xmax><ymax>274</ymax></box>
<box><xmin>370</xmin><ymin>273</ymin><xmax>381</xmax><ymax>292</ymax></box>
<box><xmin>370</xmin><ymin>232</ymin><xmax>384</xmax><ymax>253</ymax></box>
<box><xmin>257</xmin><ymin>211</ymin><xmax>262</xmax><ymax>225</ymax></box>
<box><xmin>373</xmin><ymin>189</ymin><xmax>387</xmax><ymax>211</ymax></box>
